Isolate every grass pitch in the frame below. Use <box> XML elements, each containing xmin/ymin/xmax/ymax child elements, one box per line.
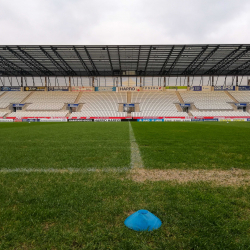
<box><xmin>1</xmin><ymin>122</ymin><xmax>250</xmax><ymax>249</ymax></box>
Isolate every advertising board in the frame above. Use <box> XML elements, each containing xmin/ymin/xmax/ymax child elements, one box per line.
<box><xmin>68</xmin><ymin>104</ymin><xmax>79</xmax><ymax>107</ymax></box>
<box><xmin>191</xmin><ymin>118</ymin><xmax>203</xmax><ymax>121</ymax></box>
<box><xmin>247</xmin><ymin>119</ymin><xmax>250</xmax><ymax>122</ymax></box>
<box><xmin>94</xmin><ymin>119</ymin><xmax>121</xmax><ymax>122</ymax></box>
<box><xmin>238</xmin><ymin>86</ymin><xmax>250</xmax><ymax>91</ymax></box>
<box><xmin>13</xmin><ymin>104</ymin><xmax>25</xmax><ymax>107</ymax></box>
<box><xmin>219</xmin><ymin>118</ymin><xmax>232</xmax><ymax>122</ymax></box>
<box><xmin>71</xmin><ymin>86</ymin><xmax>94</xmax><ymax>92</ymax></box>
<box><xmin>143</xmin><ymin>86</ymin><xmax>163</xmax><ymax>91</ymax></box>
<box><xmin>180</xmin><ymin>103</ymin><xmax>191</xmax><ymax>107</ymax></box>
<box><xmin>202</xmin><ymin>86</ymin><xmax>212</xmax><ymax>91</ymax></box>
<box><xmin>203</xmin><ymin>118</ymin><xmax>218</xmax><ymax>122</ymax></box>
<box><xmin>0</xmin><ymin>119</ymin><xmax>13</xmax><ymax>122</ymax></box>
<box><xmin>1</xmin><ymin>86</ymin><xmax>21</xmax><ymax>91</ymax></box>
<box><xmin>190</xmin><ymin>86</ymin><xmax>202</xmax><ymax>91</ymax></box>
<box><xmin>214</xmin><ymin>86</ymin><xmax>235</xmax><ymax>91</ymax></box>
<box><xmin>231</xmin><ymin>118</ymin><xmax>247</xmax><ymax>122</ymax></box>
<box><xmin>95</xmin><ymin>87</ymin><xmax>116</xmax><ymax>92</ymax></box>
<box><xmin>24</xmin><ymin>87</ymin><xmax>45</xmax><ymax>91</ymax></box>
<box><xmin>48</xmin><ymin>86</ymin><xmax>68</xmax><ymax>91</ymax></box>
<box><xmin>118</xmin><ymin>87</ymin><xmax>141</xmax><ymax>92</ymax></box>
<box><xmin>22</xmin><ymin>118</ymin><xmax>40</xmax><ymax>122</ymax></box>
<box><xmin>68</xmin><ymin>119</ymin><xmax>93</xmax><ymax>122</ymax></box>
<box><xmin>138</xmin><ymin>119</ymin><xmax>164</xmax><ymax>122</ymax></box>
<box><xmin>39</xmin><ymin>118</ymin><xmax>67</xmax><ymax>122</ymax></box>
<box><xmin>123</xmin><ymin>104</ymin><xmax>135</xmax><ymax>107</ymax></box>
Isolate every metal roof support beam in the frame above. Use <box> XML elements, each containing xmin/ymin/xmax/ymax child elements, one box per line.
<box><xmin>51</xmin><ymin>47</ymin><xmax>77</xmax><ymax>75</ymax></box>
<box><xmin>40</xmin><ymin>47</ymin><xmax>67</xmax><ymax>75</ymax></box>
<box><xmin>136</xmin><ymin>46</ymin><xmax>141</xmax><ymax>74</ymax></box>
<box><xmin>17</xmin><ymin>47</ymin><xmax>54</xmax><ymax>76</ymax></box>
<box><xmin>182</xmin><ymin>46</ymin><xmax>208</xmax><ymax>75</ymax></box>
<box><xmin>191</xmin><ymin>46</ymin><xmax>220</xmax><ymax>75</ymax></box>
<box><xmin>166</xmin><ymin>46</ymin><xmax>186</xmax><ymax>75</ymax></box>
<box><xmin>106</xmin><ymin>46</ymin><xmax>113</xmax><ymax>75</ymax></box>
<box><xmin>84</xmin><ymin>47</ymin><xmax>99</xmax><ymax>75</ymax></box>
<box><xmin>6</xmin><ymin>46</ymin><xmax>41</xmax><ymax>75</ymax></box>
<box><xmin>217</xmin><ymin>47</ymin><xmax>249</xmax><ymax>74</ymax></box>
<box><xmin>117</xmin><ymin>46</ymin><xmax>122</xmax><ymax>74</ymax></box>
<box><xmin>204</xmin><ymin>46</ymin><xmax>242</xmax><ymax>75</ymax></box>
<box><xmin>73</xmin><ymin>46</ymin><xmax>92</xmax><ymax>76</ymax></box>
<box><xmin>228</xmin><ymin>60</ymin><xmax>250</xmax><ymax>75</ymax></box>
<box><xmin>0</xmin><ymin>55</ymin><xmax>30</xmax><ymax>75</ymax></box>
<box><xmin>159</xmin><ymin>46</ymin><xmax>174</xmax><ymax>75</ymax></box>
<box><xmin>144</xmin><ymin>46</ymin><xmax>152</xmax><ymax>74</ymax></box>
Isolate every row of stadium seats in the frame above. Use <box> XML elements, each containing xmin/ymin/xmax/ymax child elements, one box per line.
<box><xmin>71</xmin><ymin>92</ymin><xmax>127</xmax><ymax>117</ymax></box>
<box><xmin>0</xmin><ymin>111</ymin><xmax>7</xmax><ymax>118</ymax></box>
<box><xmin>191</xmin><ymin>111</ymin><xmax>250</xmax><ymax>117</ymax></box>
<box><xmin>0</xmin><ymin>91</ymin><xmax>249</xmax><ymax>118</ymax></box>
<box><xmin>229</xmin><ymin>91</ymin><xmax>250</xmax><ymax>102</ymax></box>
<box><xmin>0</xmin><ymin>91</ymin><xmax>30</xmax><ymax>108</ymax></box>
<box><xmin>180</xmin><ymin>92</ymin><xmax>233</xmax><ymax>110</ymax></box>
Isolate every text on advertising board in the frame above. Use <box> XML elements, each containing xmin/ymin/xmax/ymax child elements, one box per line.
<box><xmin>118</xmin><ymin>87</ymin><xmax>140</xmax><ymax>92</ymax></box>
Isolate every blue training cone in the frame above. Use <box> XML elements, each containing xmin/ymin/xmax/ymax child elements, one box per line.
<box><xmin>124</xmin><ymin>210</ymin><xmax>162</xmax><ymax>231</ymax></box>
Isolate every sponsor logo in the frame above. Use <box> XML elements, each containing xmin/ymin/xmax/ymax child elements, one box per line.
<box><xmin>118</xmin><ymin>87</ymin><xmax>140</xmax><ymax>92</ymax></box>
<box><xmin>190</xmin><ymin>86</ymin><xmax>202</xmax><ymax>91</ymax></box>
<box><xmin>22</xmin><ymin>119</ymin><xmax>40</xmax><ymax>122</ymax></box>
<box><xmin>202</xmin><ymin>86</ymin><xmax>212</xmax><ymax>91</ymax></box>
<box><xmin>123</xmin><ymin>104</ymin><xmax>135</xmax><ymax>107</ymax></box>
<box><xmin>13</xmin><ymin>104</ymin><xmax>25</xmax><ymax>107</ymax></box>
<box><xmin>68</xmin><ymin>104</ymin><xmax>79</xmax><ymax>107</ymax></box>
<box><xmin>95</xmin><ymin>87</ymin><xmax>116</xmax><ymax>92</ymax></box>
<box><xmin>232</xmin><ymin>119</ymin><xmax>246</xmax><ymax>122</ymax></box>
<box><xmin>71</xmin><ymin>86</ymin><xmax>94</xmax><ymax>92</ymax></box>
<box><xmin>48</xmin><ymin>86</ymin><xmax>68</xmax><ymax>91</ymax></box>
<box><xmin>238</xmin><ymin>86</ymin><xmax>250</xmax><ymax>91</ymax></box>
<box><xmin>143</xmin><ymin>86</ymin><xmax>163</xmax><ymax>91</ymax></box>
<box><xmin>24</xmin><ymin>87</ymin><xmax>45</xmax><ymax>91</ymax></box>
<box><xmin>1</xmin><ymin>86</ymin><xmax>21</xmax><ymax>91</ymax></box>
<box><xmin>214</xmin><ymin>86</ymin><xmax>235</xmax><ymax>91</ymax></box>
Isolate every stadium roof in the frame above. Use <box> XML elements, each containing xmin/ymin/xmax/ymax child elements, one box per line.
<box><xmin>0</xmin><ymin>45</ymin><xmax>250</xmax><ymax>77</ymax></box>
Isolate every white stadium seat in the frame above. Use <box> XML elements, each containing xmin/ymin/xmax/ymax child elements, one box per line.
<box><xmin>0</xmin><ymin>91</ymin><xmax>30</xmax><ymax>108</ymax></box>
<box><xmin>180</xmin><ymin>92</ymin><xmax>233</xmax><ymax>110</ymax></box>
<box><xmin>131</xmin><ymin>92</ymin><xmax>188</xmax><ymax>117</ymax></box>
<box><xmin>70</xmin><ymin>92</ymin><xmax>127</xmax><ymax>117</ymax></box>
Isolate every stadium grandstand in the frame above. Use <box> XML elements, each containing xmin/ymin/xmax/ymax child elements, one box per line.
<box><xmin>0</xmin><ymin>44</ymin><xmax>250</xmax><ymax>121</ymax></box>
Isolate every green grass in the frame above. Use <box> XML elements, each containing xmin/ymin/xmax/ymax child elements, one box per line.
<box><xmin>131</xmin><ymin>122</ymin><xmax>250</xmax><ymax>170</ymax></box>
<box><xmin>0</xmin><ymin>122</ymin><xmax>130</xmax><ymax>169</ymax></box>
<box><xmin>1</xmin><ymin>122</ymin><xmax>250</xmax><ymax>249</ymax></box>
<box><xmin>1</xmin><ymin>173</ymin><xmax>250</xmax><ymax>249</ymax></box>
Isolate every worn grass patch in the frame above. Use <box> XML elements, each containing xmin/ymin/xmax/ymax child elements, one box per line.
<box><xmin>129</xmin><ymin>168</ymin><xmax>250</xmax><ymax>186</ymax></box>
<box><xmin>1</xmin><ymin>173</ymin><xmax>250</xmax><ymax>249</ymax></box>
<box><xmin>131</xmin><ymin>122</ymin><xmax>250</xmax><ymax>170</ymax></box>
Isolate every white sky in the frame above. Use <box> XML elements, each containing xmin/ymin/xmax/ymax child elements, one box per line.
<box><xmin>0</xmin><ymin>0</ymin><xmax>250</xmax><ymax>45</ymax></box>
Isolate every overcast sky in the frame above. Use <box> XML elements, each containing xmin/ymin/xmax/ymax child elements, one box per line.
<box><xmin>0</xmin><ymin>0</ymin><xmax>250</xmax><ymax>45</ymax></box>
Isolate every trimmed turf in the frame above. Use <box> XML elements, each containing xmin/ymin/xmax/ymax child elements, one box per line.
<box><xmin>0</xmin><ymin>122</ymin><xmax>130</xmax><ymax>169</ymax></box>
<box><xmin>131</xmin><ymin>122</ymin><xmax>250</xmax><ymax>170</ymax></box>
<box><xmin>1</xmin><ymin>173</ymin><xmax>250</xmax><ymax>250</ymax></box>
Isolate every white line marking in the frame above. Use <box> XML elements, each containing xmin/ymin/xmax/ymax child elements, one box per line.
<box><xmin>0</xmin><ymin>167</ymin><xmax>130</xmax><ymax>173</ymax></box>
<box><xmin>129</xmin><ymin>122</ymin><xmax>144</xmax><ymax>169</ymax></box>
